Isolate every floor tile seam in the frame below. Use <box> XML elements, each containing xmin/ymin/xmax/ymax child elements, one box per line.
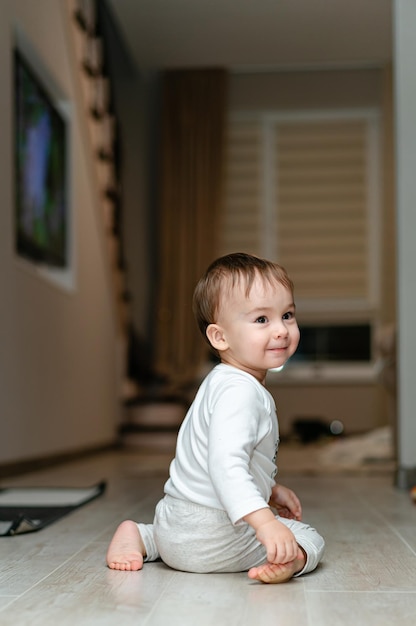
<box><xmin>1</xmin><ymin>497</ymin><xmax>159</xmax><ymax>610</ymax></box>
<box><xmin>338</xmin><ymin>480</ymin><xmax>416</xmax><ymax>556</ymax></box>
<box><xmin>0</xmin><ymin>528</ymin><xmax>115</xmax><ymax>607</ymax></box>
<box><xmin>351</xmin><ymin>491</ymin><xmax>416</xmax><ymax>557</ymax></box>
<box><xmin>305</xmin><ymin>588</ymin><xmax>416</xmax><ymax>594</ymax></box>
<box><xmin>302</xmin><ymin>579</ymin><xmax>315</xmax><ymax>626</ymax></box>
<box><xmin>135</xmin><ymin>569</ymin><xmax>177</xmax><ymax>625</ymax></box>
<box><xmin>0</xmin><ymin>596</ymin><xmax>23</xmax><ymax>614</ymax></box>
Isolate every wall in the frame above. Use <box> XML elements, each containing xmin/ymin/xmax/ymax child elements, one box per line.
<box><xmin>394</xmin><ymin>0</ymin><xmax>416</xmax><ymax>486</ymax></box>
<box><xmin>229</xmin><ymin>67</ymin><xmax>384</xmax><ymax>111</ymax></box>
<box><xmin>0</xmin><ymin>0</ymin><xmax>120</xmax><ymax>465</ymax></box>
<box><xmin>229</xmin><ymin>67</ymin><xmax>393</xmax><ymax>436</ymax></box>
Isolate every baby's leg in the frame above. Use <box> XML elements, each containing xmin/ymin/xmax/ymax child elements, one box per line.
<box><xmin>248</xmin><ymin>546</ymin><xmax>306</xmax><ymax>584</ymax></box>
<box><xmin>106</xmin><ymin>520</ymin><xmax>146</xmax><ymax>571</ymax></box>
<box><xmin>248</xmin><ymin>517</ymin><xmax>324</xmax><ymax>584</ymax></box>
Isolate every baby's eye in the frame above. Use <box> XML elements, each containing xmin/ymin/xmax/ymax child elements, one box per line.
<box><xmin>255</xmin><ymin>315</ymin><xmax>268</xmax><ymax>324</ymax></box>
<box><xmin>282</xmin><ymin>311</ymin><xmax>294</xmax><ymax>320</ymax></box>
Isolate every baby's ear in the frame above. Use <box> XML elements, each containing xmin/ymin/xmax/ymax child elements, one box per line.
<box><xmin>206</xmin><ymin>324</ymin><xmax>228</xmax><ymax>352</ymax></box>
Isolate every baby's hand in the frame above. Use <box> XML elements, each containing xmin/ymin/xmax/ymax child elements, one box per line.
<box><xmin>269</xmin><ymin>484</ymin><xmax>302</xmax><ymax>521</ymax></box>
<box><xmin>256</xmin><ymin>518</ymin><xmax>301</xmax><ymax>564</ymax></box>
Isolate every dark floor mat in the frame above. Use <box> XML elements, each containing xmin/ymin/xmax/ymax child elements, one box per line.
<box><xmin>0</xmin><ymin>481</ymin><xmax>106</xmax><ymax>536</ymax></box>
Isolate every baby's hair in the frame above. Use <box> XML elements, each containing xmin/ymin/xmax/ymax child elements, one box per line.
<box><xmin>193</xmin><ymin>252</ymin><xmax>294</xmax><ymax>346</ymax></box>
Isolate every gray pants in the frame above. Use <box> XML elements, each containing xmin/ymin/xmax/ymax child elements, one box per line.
<box><xmin>139</xmin><ymin>495</ymin><xmax>324</xmax><ymax>575</ymax></box>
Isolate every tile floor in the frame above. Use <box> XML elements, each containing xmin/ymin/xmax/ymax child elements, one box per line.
<box><xmin>0</xmin><ymin>446</ymin><xmax>415</xmax><ymax>625</ymax></box>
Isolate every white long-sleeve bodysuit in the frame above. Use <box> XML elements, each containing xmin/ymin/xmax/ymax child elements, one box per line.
<box><xmin>139</xmin><ymin>364</ymin><xmax>325</xmax><ymax>574</ymax></box>
<box><xmin>166</xmin><ymin>363</ymin><xmax>278</xmax><ymax>524</ymax></box>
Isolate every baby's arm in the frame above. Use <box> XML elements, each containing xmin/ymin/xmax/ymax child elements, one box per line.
<box><xmin>243</xmin><ymin>507</ymin><xmax>302</xmax><ymax>565</ymax></box>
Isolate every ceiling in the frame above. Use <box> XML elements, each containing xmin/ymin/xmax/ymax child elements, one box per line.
<box><xmin>107</xmin><ymin>0</ymin><xmax>393</xmax><ymax>72</ymax></box>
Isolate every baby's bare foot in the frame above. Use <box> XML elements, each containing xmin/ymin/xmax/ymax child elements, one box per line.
<box><xmin>248</xmin><ymin>547</ymin><xmax>306</xmax><ymax>584</ymax></box>
<box><xmin>106</xmin><ymin>520</ymin><xmax>145</xmax><ymax>571</ymax></box>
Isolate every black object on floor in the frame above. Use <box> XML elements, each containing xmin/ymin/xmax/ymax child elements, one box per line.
<box><xmin>292</xmin><ymin>417</ymin><xmax>331</xmax><ymax>443</ymax></box>
<box><xmin>0</xmin><ymin>481</ymin><xmax>106</xmax><ymax>536</ymax></box>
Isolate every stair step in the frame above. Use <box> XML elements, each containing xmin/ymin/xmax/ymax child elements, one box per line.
<box><xmin>123</xmin><ymin>401</ymin><xmax>186</xmax><ymax>429</ymax></box>
<box><xmin>119</xmin><ymin>431</ymin><xmax>177</xmax><ymax>454</ymax></box>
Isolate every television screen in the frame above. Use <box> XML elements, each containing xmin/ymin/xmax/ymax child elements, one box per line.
<box><xmin>292</xmin><ymin>324</ymin><xmax>372</xmax><ymax>363</ymax></box>
<box><xmin>14</xmin><ymin>49</ymin><xmax>68</xmax><ymax>268</ymax></box>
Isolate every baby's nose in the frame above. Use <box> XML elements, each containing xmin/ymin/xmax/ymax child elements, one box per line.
<box><xmin>273</xmin><ymin>322</ymin><xmax>289</xmax><ymax>338</ymax></box>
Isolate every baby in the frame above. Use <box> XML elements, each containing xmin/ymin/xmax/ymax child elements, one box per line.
<box><xmin>107</xmin><ymin>252</ymin><xmax>325</xmax><ymax>583</ymax></box>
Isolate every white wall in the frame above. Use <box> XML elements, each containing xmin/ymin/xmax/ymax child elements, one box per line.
<box><xmin>229</xmin><ymin>68</ymin><xmax>391</xmax><ymax>436</ymax></box>
<box><xmin>0</xmin><ymin>0</ymin><xmax>120</xmax><ymax>465</ymax></box>
<box><xmin>394</xmin><ymin>0</ymin><xmax>416</xmax><ymax>486</ymax></box>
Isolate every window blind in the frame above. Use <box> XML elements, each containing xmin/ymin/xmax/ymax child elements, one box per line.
<box><xmin>219</xmin><ymin>119</ymin><xmax>263</xmax><ymax>257</ymax></box>
<box><xmin>219</xmin><ymin>112</ymin><xmax>380</xmax><ymax>311</ymax></box>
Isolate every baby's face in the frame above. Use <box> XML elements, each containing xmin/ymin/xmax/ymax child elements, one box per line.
<box><xmin>214</xmin><ymin>273</ymin><xmax>300</xmax><ymax>383</ymax></box>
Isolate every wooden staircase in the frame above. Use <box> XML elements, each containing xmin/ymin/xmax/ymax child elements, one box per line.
<box><xmin>66</xmin><ymin>0</ymin><xmax>188</xmax><ymax>449</ymax></box>
<box><xmin>66</xmin><ymin>0</ymin><xmax>133</xmax><ymax>396</ymax></box>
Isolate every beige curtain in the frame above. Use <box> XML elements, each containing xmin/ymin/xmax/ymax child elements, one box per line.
<box><xmin>154</xmin><ymin>69</ymin><xmax>228</xmax><ymax>391</ymax></box>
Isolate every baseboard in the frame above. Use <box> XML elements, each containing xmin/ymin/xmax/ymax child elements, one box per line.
<box><xmin>0</xmin><ymin>441</ymin><xmax>118</xmax><ymax>479</ymax></box>
<box><xmin>395</xmin><ymin>465</ymin><xmax>416</xmax><ymax>490</ymax></box>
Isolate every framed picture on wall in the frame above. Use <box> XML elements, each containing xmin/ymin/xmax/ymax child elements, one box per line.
<box><xmin>13</xmin><ymin>48</ymin><xmax>68</xmax><ymax>269</ymax></box>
